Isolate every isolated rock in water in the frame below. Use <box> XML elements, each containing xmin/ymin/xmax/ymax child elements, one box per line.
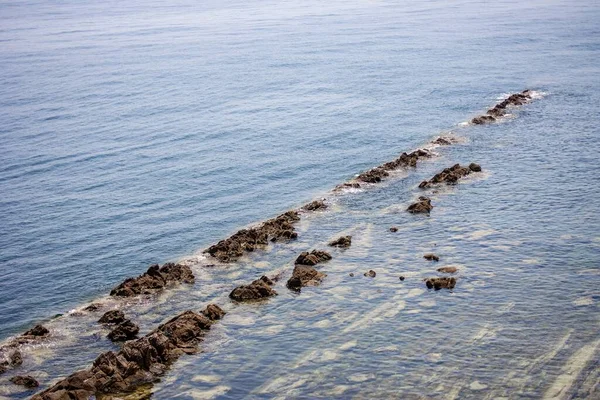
<box><xmin>469</xmin><ymin>163</ymin><xmax>482</xmax><ymax>172</ymax></box>
<box><xmin>99</xmin><ymin>310</ymin><xmax>126</xmax><ymax>324</ymax></box>
<box><xmin>471</xmin><ymin>115</ymin><xmax>496</xmax><ymax>125</ymax></box>
<box><xmin>286</xmin><ymin>265</ymin><xmax>327</xmax><ymax>292</ymax></box>
<box><xmin>399</xmin><ymin>276</ymin><xmax>405</xmax><ymax>281</ymax></box>
<box><xmin>302</xmin><ymin>200</ymin><xmax>327</xmax><ymax>211</ymax></box>
<box><xmin>419</xmin><ymin>163</ymin><xmax>481</xmax><ymax>188</ymax></box>
<box><xmin>10</xmin><ymin>375</ymin><xmax>39</xmax><ymax>388</ymax></box>
<box><xmin>389</xmin><ymin>226</ymin><xmax>398</xmax><ymax>232</ymax></box>
<box><xmin>229</xmin><ymin>276</ymin><xmax>277</xmax><ymax>301</ymax></box>
<box><xmin>437</xmin><ymin>266</ymin><xmax>458</xmax><ymax>274</ymax></box>
<box><xmin>201</xmin><ymin>304</ymin><xmax>226</xmax><ymax>321</ymax></box>
<box><xmin>110</xmin><ymin>263</ymin><xmax>194</xmax><ymax>297</ymax></box>
<box><xmin>31</xmin><ymin>308</ymin><xmax>220</xmax><ymax>400</ymax></box>
<box><xmin>329</xmin><ymin>235</ymin><xmax>352</xmax><ymax>248</ymax></box>
<box><xmin>424</xmin><ymin>253</ymin><xmax>440</xmax><ymax>262</ymax></box>
<box><xmin>364</xmin><ymin>270</ymin><xmax>376</xmax><ymax>278</ymax></box>
<box><xmin>22</xmin><ymin>325</ymin><xmax>49</xmax><ymax>338</ymax></box>
<box><xmin>349</xmin><ymin>273</ymin><xmax>355</xmax><ymax>277</ymax></box>
<box><xmin>9</xmin><ymin>350</ymin><xmax>23</xmax><ymax>366</ymax></box>
<box><xmin>107</xmin><ymin>320</ymin><xmax>139</xmax><ymax>342</ymax></box>
<box><xmin>407</xmin><ymin>197</ymin><xmax>433</xmax><ymax>214</ymax></box>
<box><xmin>295</xmin><ymin>250</ymin><xmax>332</xmax><ymax>266</ymax></box>
<box><xmin>425</xmin><ymin>277</ymin><xmax>456</xmax><ymax>290</ymax></box>
<box><xmin>204</xmin><ymin>211</ymin><xmax>300</xmax><ymax>262</ymax></box>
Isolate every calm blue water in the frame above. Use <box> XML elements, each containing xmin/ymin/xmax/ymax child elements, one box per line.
<box><xmin>1</xmin><ymin>0</ymin><xmax>599</xmax><ymax>398</ymax></box>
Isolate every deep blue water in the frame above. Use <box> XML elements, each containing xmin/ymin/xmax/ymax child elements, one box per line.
<box><xmin>1</xmin><ymin>0</ymin><xmax>599</xmax><ymax>398</ymax></box>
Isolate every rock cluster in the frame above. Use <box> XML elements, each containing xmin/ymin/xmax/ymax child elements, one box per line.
<box><xmin>471</xmin><ymin>90</ymin><xmax>533</xmax><ymax>125</ymax></box>
<box><xmin>295</xmin><ymin>250</ymin><xmax>332</xmax><ymax>266</ymax></box>
<box><xmin>110</xmin><ymin>263</ymin><xmax>194</xmax><ymax>297</ymax></box>
<box><xmin>425</xmin><ymin>277</ymin><xmax>456</xmax><ymax>290</ymax></box>
<box><xmin>407</xmin><ymin>196</ymin><xmax>433</xmax><ymax>214</ymax></box>
<box><xmin>328</xmin><ymin>236</ymin><xmax>352</xmax><ymax>248</ymax></box>
<box><xmin>99</xmin><ymin>310</ymin><xmax>139</xmax><ymax>342</ymax></box>
<box><xmin>204</xmin><ymin>211</ymin><xmax>300</xmax><ymax>262</ymax></box>
<box><xmin>302</xmin><ymin>200</ymin><xmax>327</xmax><ymax>211</ymax></box>
<box><xmin>357</xmin><ymin>149</ymin><xmax>431</xmax><ymax>184</ymax></box>
<box><xmin>229</xmin><ymin>276</ymin><xmax>277</xmax><ymax>301</ymax></box>
<box><xmin>419</xmin><ymin>163</ymin><xmax>481</xmax><ymax>188</ymax></box>
<box><xmin>31</xmin><ymin>305</ymin><xmax>225</xmax><ymax>400</ymax></box>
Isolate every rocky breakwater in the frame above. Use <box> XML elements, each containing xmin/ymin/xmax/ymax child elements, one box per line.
<box><xmin>31</xmin><ymin>304</ymin><xmax>225</xmax><ymax>400</ymax></box>
<box><xmin>110</xmin><ymin>263</ymin><xmax>194</xmax><ymax>297</ymax></box>
<box><xmin>471</xmin><ymin>89</ymin><xmax>533</xmax><ymax>124</ymax></box>
<box><xmin>286</xmin><ymin>250</ymin><xmax>332</xmax><ymax>292</ymax></box>
<box><xmin>204</xmin><ymin>211</ymin><xmax>300</xmax><ymax>263</ymax></box>
<box><xmin>0</xmin><ymin>325</ymin><xmax>50</xmax><ymax>375</ymax></box>
<box><xmin>418</xmin><ymin>163</ymin><xmax>481</xmax><ymax>188</ymax></box>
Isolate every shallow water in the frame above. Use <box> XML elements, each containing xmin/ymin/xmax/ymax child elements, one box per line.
<box><xmin>1</xmin><ymin>0</ymin><xmax>599</xmax><ymax>398</ymax></box>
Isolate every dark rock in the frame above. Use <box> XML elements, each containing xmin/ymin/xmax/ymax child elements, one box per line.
<box><xmin>407</xmin><ymin>197</ymin><xmax>433</xmax><ymax>214</ymax></box>
<box><xmin>107</xmin><ymin>320</ymin><xmax>139</xmax><ymax>342</ymax></box>
<box><xmin>0</xmin><ymin>364</ymin><xmax>7</xmax><ymax>375</ymax></box>
<box><xmin>204</xmin><ymin>211</ymin><xmax>300</xmax><ymax>262</ymax></box>
<box><xmin>328</xmin><ymin>235</ymin><xmax>351</xmax><ymax>248</ymax></box>
<box><xmin>23</xmin><ymin>325</ymin><xmax>49</xmax><ymax>338</ymax></box>
<box><xmin>437</xmin><ymin>266</ymin><xmax>458</xmax><ymax>274</ymax></box>
<box><xmin>424</xmin><ymin>253</ymin><xmax>440</xmax><ymax>262</ymax></box>
<box><xmin>286</xmin><ymin>265</ymin><xmax>326</xmax><ymax>292</ymax></box>
<box><xmin>99</xmin><ymin>310</ymin><xmax>126</xmax><ymax>325</ymax></box>
<box><xmin>487</xmin><ymin>106</ymin><xmax>506</xmax><ymax>118</ymax></box>
<box><xmin>110</xmin><ymin>263</ymin><xmax>194</xmax><ymax>297</ymax></box>
<box><xmin>471</xmin><ymin>115</ymin><xmax>496</xmax><ymax>125</ymax></box>
<box><xmin>389</xmin><ymin>227</ymin><xmax>398</xmax><ymax>232</ymax></box>
<box><xmin>357</xmin><ymin>167</ymin><xmax>389</xmax><ymax>183</ymax></box>
<box><xmin>468</xmin><ymin>163</ymin><xmax>482</xmax><ymax>172</ymax></box>
<box><xmin>201</xmin><ymin>304</ymin><xmax>226</xmax><ymax>321</ymax></box>
<box><xmin>399</xmin><ymin>276</ymin><xmax>405</xmax><ymax>281</ymax></box>
<box><xmin>10</xmin><ymin>375</ymin><xmax>39</xmax><ymax>388</ymax></box>
<box><xmin>425</xmin><ymin>277</ymin><xmax>456</xmax><ymax>290</ymax></box>
<box><xmin>364</xmin><ymin>270</ymin><xmax>376</xmax><ymax>278</ymax></box>
<box><xmin>9</xmin><ymin>350</ymin><xmax>23</xmax><ymax>366</ymax></box>
<box><xmin>302</xmin><ymin>200</ymin><xmax>327</xmax><ymax>211</ymax></box>
<box><xmin>84</xmin><ymin>303</ymin><xmax>102</xmax><ymax>312</ymax></box>
<box><xmin>229</xmin><ymin>277</ymin><xmax>277</xmax><ymax>301</ymax></box>
<box><xmin>295</xmin><ymin>250</ymin><xmax>332</xmax><ymax>266</ymax></box>
<box><xmin>420</xmin><ymin>163</ymin><xmax>481</xmax><ymax>188</ymax></box>
<box><xmin>432</xmin><ymin>137</ymin><xmax>454</xmax><ymax>146</ymax></box>
<box><xmin>349</xmin><ymin>273</ymin><xmax>355</xmax><ymax>277</ymax></box>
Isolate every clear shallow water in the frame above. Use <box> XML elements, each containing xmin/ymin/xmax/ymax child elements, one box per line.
<box><xmin>1</xmin><ymin>0</ymin><xmax>599</xmax><ymax>398</ymax></box>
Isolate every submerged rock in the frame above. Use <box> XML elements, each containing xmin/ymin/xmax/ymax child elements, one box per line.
<box><xmin>389</xmin><ymin>226</ymin><xmax>398</xmax><ymax>232</ymax></box>
<box><xmin>329</xmin><ymin>235</ymin><xmax>352</xmax><ymax>248</ymax></box>
<box><xmin>302</xmin><ymin>200</ymin><xmax>327</xmax><ymax>211</ymax></box>
<box><xmin>9</xmin><ymin>350</ymin><xmax>22</xmax><ymax>367</ymax></box>
<box><xmin>229</xmin><ymin>276</ymin><xmax>277</xmax><ymax>301</ymax></box>
<box><xmin>424</xmin><ymin>253</ymin><xmax>440</xmax><ymax>262</ymax></box>
<box><xmin>110</xmin><ymin>263</ymin><xmax>194</xmax><ymax>297</ymax></box>
<box><xmin>10</xmin><ymin>375</ymin><xmax>39</xmax><ymax>388</ymax></box>
<box><xmin>204</xmin><ymin>211</ymin><xmax>300</xmax><ymax>262</ymax></box>
<box><xmin>31</xmin><ymin>306</ymin><xmax>221</xmax><ymax>400</ymax></box>
<box><xmin>364</xmin><ymin>270</ymin><xmax>376</xmax><ymax>278</ymax></box>
<box><xmin>349</xmin><ymin>273</ymin><xmax>355</xmax><ymax>277</ymax></box>
<box><xmin>437</xmin><ymin>266</ymin><xmax>458</xmax><ymax>274</ymax></box>
<box><xmin>107</xmin><ymin>320</ymin><xmax>139</xmax><ymax>342</ymax></box>
<box><xmin>295</xmin><ymin>250</ymin><xmax>332</xmax><ymax>266</ymax></box>
<box><xmin>425</xmin><ymin>277</ymin><xmax>456</xmax><ymax>290</ymax></box>
<box><xmin>407</xmin><ymin>197</ymin><xmax>433</xmax><ymax>214</ymax></box>
<box><xmin>286</xmin><ymin>265</ymin><xmax>327</xmax><ymax>292</ymax></box>
<box><xmin>99</xmin><ymin>310</ymin><xmax>126</xmax><ymax>325</ymax></box>
<box><xmin>419</xmin><ymin>163</ymin><xmax>481</xmax><ymax>188</ymax></box>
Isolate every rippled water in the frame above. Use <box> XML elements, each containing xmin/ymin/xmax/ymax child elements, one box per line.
<box><xmin>1</xmin><ymin>0</ymin><xmax>599</xmax><ymax>398</ymax></box>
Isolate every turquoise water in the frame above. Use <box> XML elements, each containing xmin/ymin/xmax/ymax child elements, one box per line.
<box><xmin>1</xmin><ymin>0</ymin><xmax>599</xmax><ymax>398</ymax></box>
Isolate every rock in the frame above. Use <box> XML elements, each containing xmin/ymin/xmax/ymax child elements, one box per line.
<box><xmin>389</xmin><ymin>227</ymin><xmax>398</xmax><ymax>232</ymax></box>
<box><xmin>83</xmin><ymin>303</ymin><xmax>102</xmax><ymax>312</ymax></box>
<box><xmin>295</xmin><ymin>250</ymin><xmax>332</xmax><ymax>266</ymax></box>
<box><xmin>229</xmin><ymin>277</ymin><xmax>277</xmax><ymax>301</ymax></box>
<box><xmin>10</xmin><ymin>375</ymin><xmax>39</xmax><ymax>388</ymax></box>
<box><xmin>9</xmin><ymin>350</ymin><xmax>23</xmax><ymax>366</ymax></box>
<box><xmin>364</xmin><ymin>270</ymin><xmax>376</xmax><ymax>278</ymax></box>
<box><xmin>420</xmin><ymin>163</ymin><xmax>481</xmax><ymax>188</ymax></box>
<box><xmin>286</xmin><ymin>265</ymin><xmax>327</xmax><ymax>292</ymax></box>
<box><xmin>356</xmin><ymin>150</ymin><xmax>431</xmax><ymax>184</ymax></box>
<box><xmin>110</xmin><ymin>263</ymin><xmax>194</xmax><ymax>297</ymax></box>
<box><xmin>302</xmin><ymin>200</ymin><xmax>327</xmax><ymax>211</ymax></box>
<box><xmin>23</xmin><ymin>325</ymin><xmax>49</xmax><ymax>338</ymax></box>
<box><xmin>407</xmin><ymin>197</ymin><xmax>433</xmax><ymax>214</ymax></box>
<box><xmin>432</xmin><ymin>137</ymin><xmax>454</xmax><ymax>146</ymax></box>
<box><xmin>357</xmin><ymin>167</ymin><xmax>389</xmax><ymax>183</ymax></box>
<box><xmin>31</xmin><ymin>308</ymin><xmax>221</xmax><ymax>400</ymax></box>
<box><xmin>107</xmin><ymin>320</ymin><xmax>139</xmax><ymax>342</ymax></box>
<box><xmin>349</xmin><ymin>273</ymin><xmax>355</xmax><ymax>277</ymax></box>
<box><xmin>399</xmin><ymin>276</ymin><xmax>405</xmax><ymax>281</ymax></box>
<box><xmin>98</xmin><ymin>310</ymin><xmax>126</xmax><ymax>325</ymax></box>
<box><xmin>468</xmin><ymin>163</ymin><xmax>482</xmax><ymax>172</ymax></box>
<box><xmin>0</xmin><ymin>364</ymin><xmax>7</xmax><ymax>375</ymax></box>
<box><xmin>471</xmin><ymin>115</ymin><xmax>496</xmax><ymax>125</ymax></box>
<box><xmin>201</xmin><ymin>304</ymin><xmax>226</xmax><ymax>321</ymax></box>
<box><xmin>437</xmin><ymin>266</ymin><xmax>458</xmax><ymax>274</ymax></box>
<box><xmin>204</xmin><ymin>211</ymin><xmax>299</xmax><ymax>262</ymax></box>
<box><xmin>329</xmin><ymin>236</ymin><xmax>351</xmax><ymax>248</ymax></box>
<box><xmin>423</xmin><ymin>253</ymin><xmax>440</xmax><ymax>262</ymax></box>
<box><xmin>425</xmin><ymin>277</ymin><xmax>456</xmax><ymax>290</ymax></box>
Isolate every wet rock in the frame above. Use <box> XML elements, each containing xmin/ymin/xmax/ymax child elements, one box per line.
<box><xmin>99</xmin><ymin>310</ymin><xmax>126</xmax><ymax>325</ymax></box>
<box><xmin>329</xmin><ymin>235</ymin><xmax>351</xmax><ymax>248</ymax></box>
<box><xmin>295</xmin><ymin>250</ymin><xmax>332</xmax><ymax>266</ymax></box>
<box><xmin>389</xmin><ymin>226</ymin><xmax>398</xmax><ymax>232</ymax></box>
<box><xmin>0</xmin><ymin>364</ymin><xmax>6</xmax><ymax>375</ymax></box>
<box><xmin>419</xmin><ymin>163</ymin><xmax>481</xmax><ymax>188</ymax></box>
<box><xmin>407</xmin><ymin>196</ymin><xmax>433</xmax><ymax>214</ymax></box>
<box><xmin>431</xmin><ymin>137</ymin><xmax>454</xmax><ymax>146</ymax></box>
<box><xmin>10</xmin><ymin>375</ymin><xmax>39</xmax><ymax>388</ymax></box>
<box><xmin>84</xmin><ymin>303</ymin><xmax>102</xmax><ymax>312</ymax></box>
<box><xmin>302</xmin><ymin>200</ymin><xmax>327</xmax><ymax>211</ymax></box>
<box><xmin>201</xmin><ymin>304</ymin><xmax>226</xmax><ymax>321</ymax></box>
<box><xmin>286</xmin><ymin>265</ymin><xmax>327</xmax><ymax>292</ymax></box>
<box><xmin>31</xmin><ymin>307</ymin><xmax>221</xmax><ymax>400</ymax></box>
<box><xmin>471</xmin><ymin>115</ymin><xmax>496</xmax><ymax>125</ymax></box>
<box><xmin>229</xmin><ymin>276</ymin><xmax>277</xmax><ymax>301</ymax></box>
<box><xmin>204</xmin><ymin>211</ymin><xmax>300</xmax><ymax>262</ymax></box>
<box><xmin>22</xmin><ymin>325</ymin><xmax>49</xmax><ymax>338</ymax></box>
<box><xmin>357</xmin><ymin>167</ymin><xmax>389</xmax><ymax>183</ymax></box>
<box><xmin>399</xmin><ymin>276</ymin><xmax>405</xmax><ymax>281</ymax></box>
<box><xmin>424</xmin><ymin>253</ymin><xmax>440</xmax><ymax>262</ymax></box>
<box><xmin>107</xmin><ymin>320</ymin><xmax>139</xmax><ymax>342</ymax></box>
<box><xmin>472</xmin><ymin>90</ymin><xmax>533</xmax><ymax>125</ymax></box>
<box><xmin>110</xmin><ymin>263</ymin><xmax>194</xmax><ymax>297</ymax></box>
<box><xmin>364</xmin><ymin>270</ymin><xmax>376</xmax><ymax>278</ymax></box>
<box><xmin>349</xmin><ymin>273</ymin><xmax>355</xmax><ymax>277</ymax></box>
<box><xmin>437</xmin><ymin>266</ymin><xmax>458</xmax><ymax>274</ymax></box>
<box><xmin>487</xmin><ymin>106</ymin><xmax>506</xmax><ymax>118</ymax></box>
<box><xmin>9</xmin><ymin>350</ymin><xmax>23</xmax><ymax>366</ymax></box>
<box><xmin>469</xmin><ymin>163</ymin><xmax>482</xmax><ymax>172</ymax></box>
<box><xmin>425</xmin><ymin>277</ymin><xmax>456</xmax><ymax>290</ymax></box>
